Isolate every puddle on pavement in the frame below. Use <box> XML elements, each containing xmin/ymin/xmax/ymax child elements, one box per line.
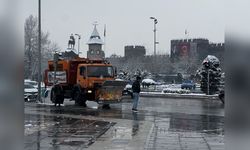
<box><xmin>24</xmin><ymin>114</ymin><xmax>115</xmax><ymax>149</ymax></box>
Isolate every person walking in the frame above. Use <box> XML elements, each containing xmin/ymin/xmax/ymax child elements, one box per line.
<box><xmin>132</xmin><ymin>76</ymin><xmax>141</xmax><ymax>112</ymax></box>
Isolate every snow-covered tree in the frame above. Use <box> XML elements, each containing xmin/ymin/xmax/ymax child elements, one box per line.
<box><xmin>197</xmin><ymin>55</ymin><xmax>222</xmax><ymax>95</ymax></box>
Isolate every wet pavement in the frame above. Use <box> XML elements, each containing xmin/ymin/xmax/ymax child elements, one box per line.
<box><xmin>25</xmin><ymin>96</ymin><xmax>224</xmax><ymax>150</ymax></box>
<box><xmin>25</xmin><ymin>114</ymin><xmax>115</xmax><ymax>149</ymax></box>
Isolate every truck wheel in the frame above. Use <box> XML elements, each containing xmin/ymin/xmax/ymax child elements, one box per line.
<box><xmin>74</xmin><ymin>90</ymin><xmax>87</xmax><ymax>107</ymax></box>
<box><xmin>102</xmin><ymin>104</ymin><xmax>110</xmax><ymax>109</ymax></box>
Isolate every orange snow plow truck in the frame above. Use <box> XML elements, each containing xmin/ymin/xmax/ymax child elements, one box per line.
<box><xmin>44</xmin><ymin>54</ymin><xmax>127</xmax><ymax>108</ymax></box>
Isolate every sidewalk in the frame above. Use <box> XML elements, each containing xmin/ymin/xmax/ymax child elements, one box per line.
<box><xmin>145</xmin><ymin>118</ymin><xmax>224</xmax><ymax>150</ymax></box>
<box><xmin>89</xmin><ymin>116</ymin><xmax>224</xmax><ymax>150</ymax></box>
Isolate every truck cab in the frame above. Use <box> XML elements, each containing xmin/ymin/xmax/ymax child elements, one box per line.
<box><xmin>76</xmin><ymin>63</ymin><xmax>115</xmax><ymax>101</ymax></box>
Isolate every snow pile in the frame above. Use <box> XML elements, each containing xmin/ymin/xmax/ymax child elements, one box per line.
<box><xmin>162</xmin><ymin>88</ymin><xmax>190</xmax><ymax>94</ymax></box>
<box><xmin>155</xmin><ymin>84</ymin><xmax>181</xmax><ymax>91</ymax></box>
<box><xmin>142</xmin><ymin>79</ymin><xmax>156</xmax><ymax>85</ymax></box>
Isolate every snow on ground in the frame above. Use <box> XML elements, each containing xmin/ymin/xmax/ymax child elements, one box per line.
<box><xmin>140</xmin><ymin>91</ymin><xmax>218</xmax><ymax>97</ymax></box>
<box><xmin>160</xmin><ymin>84</ymin><xmax>190</xmax><ymax>94</ymax></box>
<box><xmin>156</xmin><ymin>84</ymin><xmax>181</xmax><ymax>89</ymax></box>
<box><xmin>142</xmin><ymin>83</ymin><xmax>204</xmax><ymax>95</ymax></box>
<box><xmin>147</xmin><ymin>84</ymin><xmax>182</xmax><ymax>91</ymax></box>
<box><xmin>162</xmin><ymin>88</ymin><xmax>190</xmax><ymax>94</ymax></box>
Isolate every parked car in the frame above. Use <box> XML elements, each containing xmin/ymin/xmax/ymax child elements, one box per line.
<box><xmin>25</xmin><ymin>79</ymin><xmax>45</xmax><ymax>89</ymax></box>
<box><xmin>181</xmin><ymin>80</ymin><xmax>196</xmax><ymax>90</ymax></box>
<box><xmin>24</xmin><ymin>79</ymin><xmax>38</xmax><ymax>88</ymax></box>
<box><xmin>24</xmin><ymin>83</ymin><xmax>38</xmax><ymax>102</ymax></box>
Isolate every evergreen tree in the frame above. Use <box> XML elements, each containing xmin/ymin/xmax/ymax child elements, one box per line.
<box><xmin>197</xmin><ymin>55</ymin><xmax>222</xmax><ymax>95</ymax></box>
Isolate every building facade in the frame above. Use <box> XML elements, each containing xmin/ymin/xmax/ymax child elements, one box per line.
<box><xmin>124</xmin><ymin>45</ymin><xmax>146</xmax><ymax>58</ymax></box>
<box><xmin>170</xmin><ymin>38</ymin><xmax>224</xmax><ymax>63</ymax></box>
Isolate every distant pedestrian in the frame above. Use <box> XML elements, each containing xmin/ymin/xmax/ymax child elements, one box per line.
<box><xmin>52</xmin><ymin>82</ymin><xmax>64</xmax><ymax>107</ymax></box>
<box><xmin>132</xmin><ymin>76</ymin><xmax>141</xmax><ymax>112</ymax></box>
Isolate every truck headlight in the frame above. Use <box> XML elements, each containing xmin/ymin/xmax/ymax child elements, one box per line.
<box><xmin>87</xmin><ymin>90</ymin><xmax>92</xmax><ymax>93</ymax></box>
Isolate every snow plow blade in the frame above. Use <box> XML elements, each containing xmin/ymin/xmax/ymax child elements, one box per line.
<box><xmin>98</xmin><ymin>80</ymin><xmax>128</xmax><ymax>104</ymax></box>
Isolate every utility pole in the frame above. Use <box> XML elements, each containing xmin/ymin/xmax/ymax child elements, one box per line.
<box><xmin>154</xmin><ymin>22</ymin><xmax>156</xmax><ymax>56</ymax></box>
<box><xmin>38</xmin><ymin>0</ymin><xmax>42</xmax><ymax>102</ymax></box>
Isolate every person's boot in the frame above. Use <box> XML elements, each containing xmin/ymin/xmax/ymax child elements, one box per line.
<box><xmin>132</xmin><ymin>108</ymin><xmax>138</xmax><ymax>112</ymax></box>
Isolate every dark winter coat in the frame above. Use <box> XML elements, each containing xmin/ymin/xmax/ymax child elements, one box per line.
<box><xmin>54</xmin><ymin>84</ymin><xmax>64</xmax><ymax>104</ymax></box>
<box><xmin>132</xmin><ymin>80</ymin><xmax>141</xmax><ymax>93</ymax></box>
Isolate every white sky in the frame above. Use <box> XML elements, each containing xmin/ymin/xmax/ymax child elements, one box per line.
<box><xmin>22</xmin><ymin>0</ymin><xmax>224</xmax><ymax>57</ymax></box>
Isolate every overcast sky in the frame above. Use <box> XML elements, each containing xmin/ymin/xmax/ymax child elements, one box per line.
<box><xmin>22</xmin><ymin>0</ymin><xmax>224</xmax><ymax>57</ymax></box>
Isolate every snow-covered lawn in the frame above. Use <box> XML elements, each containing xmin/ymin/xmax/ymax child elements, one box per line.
<box><xmin>162</xmin><ymin>88</ymin><xmax>190</xmax><ymax>94</ymax></box>
<box><xmin>140</xmin><ymin>83</ymin><xmax>209</xmax><ymax>96</ymax></box>
<box><xmin>142</xmin><ymin>84</ymin><xmax>182</xmax><ymax>91</ymax></box>
<box><xmin>156</xmin><ymin>84</ymin><xmax>181</xmax><ymax>90</ymax></box>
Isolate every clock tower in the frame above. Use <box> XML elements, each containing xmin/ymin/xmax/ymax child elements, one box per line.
<box><xmin>87</xmin><ymin>24</ymin><xmax>105</xmax><ymax>60</ymax></box>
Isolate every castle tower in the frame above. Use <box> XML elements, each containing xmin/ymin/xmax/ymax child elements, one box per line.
<box><xmin>87</xmin><ymin>24</ymin><xmax>105</xmax><ymax>60</ymax></box>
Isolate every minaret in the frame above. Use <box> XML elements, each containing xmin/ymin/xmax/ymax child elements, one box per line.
<box><xmin>87</xmin><ymin>23</ymin><xmax>105</xmax><ymax>60</ymax></box>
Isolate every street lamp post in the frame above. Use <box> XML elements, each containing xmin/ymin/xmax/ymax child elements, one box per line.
<box><xmin>53</xmin><ymin>53</ymin><xmax>59</xmax><ymax>85</ymax></box>
<box><xmin>75</xmin><ymin>34</ymin><xmax>81</xmax><ymax>55</ymax></box>
<box><xmin>207</xmin><ymin>69</ymin><xmax>210</xmax><ymax>95</ymax></box>
<box><xmin>38</xmin><ymin>0</ymin><xmax>42</xmax><ymax>102</ymax></box>
<box><xmin>150</xmin><ymin>17</ymin><xmax>158</xmax><ymax>56</ymax></box>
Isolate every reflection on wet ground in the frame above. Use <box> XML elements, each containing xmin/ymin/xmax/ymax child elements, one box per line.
<box><xmin>29</xmin><ymin>99</ymin><xmax>224</xmax><ymax>133</ymax></box>
<box><xmin>25</xmin><ymin>114</ymin><xmax>115</xmax><ymax>149</ymax></box>
<box><xmin>25</xmin><ymin>97</ymin><xmax>224</xmax><ymax>149</ymax></box>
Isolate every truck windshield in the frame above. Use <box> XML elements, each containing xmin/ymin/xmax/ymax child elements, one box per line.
<box><xmin>87</xmin><ymin>66</ymin><xmax>114</xmax><ymax>78</ymax></box>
